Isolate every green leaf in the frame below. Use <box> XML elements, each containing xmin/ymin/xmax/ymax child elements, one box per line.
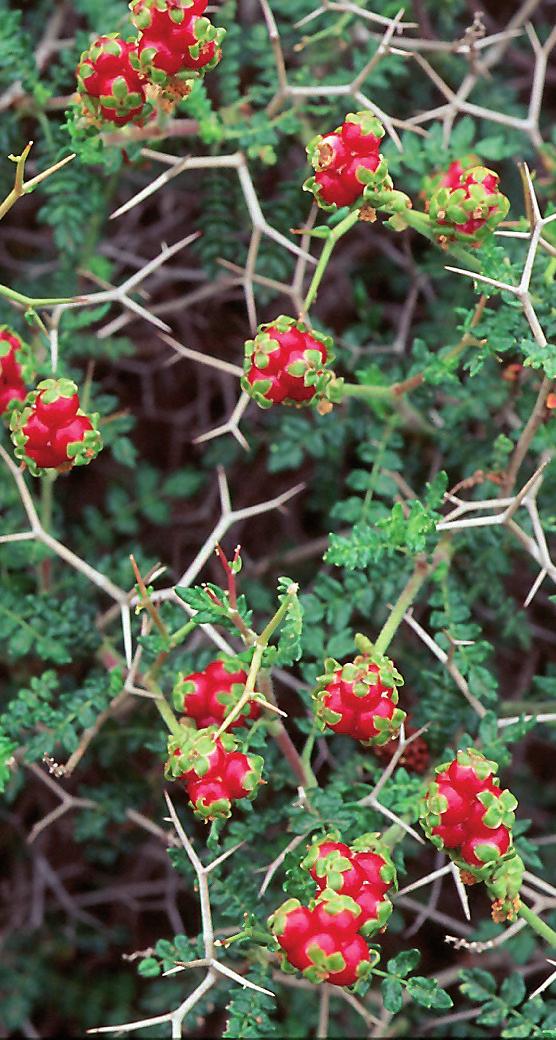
<box><xmin>387</xmin><ymin>949</ymin><xmax>421</xmax><ymax>978</ymax></box>
<box><xmin>138</xmin><ymin>957</ymin><xmax>161</xmax><ymax>978</ymax></box>
<box><xmin>501</xmin><ymin>1026</ymin><xmax>533</xmax><ymax>1038</ymax></box>
<box><xmin>406</xmin><ymin>976</ymin><xmax>453</xmax><ymax>1009</ymax></box>
<box><xmin>381</xmin><ymin>978</ymin><xmax>403</xmax><ymax>1013</ymax></box>
<box><xmin>460</xmin><ymin>968</ymin><xmax>497</xmax><ymax>1002</ymax></box>
<box><xmin>272</xmin><ymin>576</ymin><xmax>303</xmax><ymax>667</ymax></box>
<box><xmin>500</xmin><ymin>974</ymin><xmax>526</xmax><ymax>1008</ymax></box>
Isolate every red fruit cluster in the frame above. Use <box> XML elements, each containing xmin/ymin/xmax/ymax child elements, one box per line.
<box><xmin>167</xmin><ymin>730</ymin><xmax>264</xmax><ymax>821</ymax></box>
<box><xmin>242</xmin><ymin>316</ymin><xmax>334</xmax><ymax>409</ymax></box>
<box><xmin>314</xmin><ymin>655</ymin><xmax>405</xmax><ymax>746</ymax></box>
<box><xmin>130</xmin><ymin>0</ymin><xmax>224</xmax><ymax>88</ymax></box>
<box><xmin>77</xmin><ymin>36</ymin><xmax>149</xmax><ymax>127</ymax></box>
<box><xmin>421</xmin><ymin>749</ymin><xmax>517</xmax><ymax>868</ymax></box>
<box><xmin>174</xmin><ymin>658</ymin><xmax>261</xmax><ymax>730</ymax></box>
<box><xmin>10</xmin><ymin>379</ymin><xmax>102</xmax><ymax>476</ymax></box>
<box><xmin>306</xmin><ymin>113</ymin><xmax>386</xmax><ymax>209</ymax></box>
<box><xmin>0</xmin><ymin>328</ymin><xmax>29</xmax><ymax>415</ymax></box>
<box><xmin>426</xmin><ymin>159</ymin><xmax>509</xmax><ymax>243</ymax></box>
<box><xmin>269</xmin><ymin>833</ymin><xmax>396</xmax><ymax>986</ymax></box>
<box><xmin>76</xmin><ymin>2</ymin><xmax>224</xmax><ymax>128</ymax></box>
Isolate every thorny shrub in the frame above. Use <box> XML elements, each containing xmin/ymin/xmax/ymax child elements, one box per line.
<box><xmin>1</xmin><ymin>0</ymin><xmax>556</xmax><ymax>1037</ymax></box>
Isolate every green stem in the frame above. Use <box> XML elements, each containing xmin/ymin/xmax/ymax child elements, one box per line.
<box><xmin>362</xmin><ymin>414</ymin><xmax>398</xmax><ymax>520</ymax></box>
<box><xmin>340</xmin><ymin>382</ymin><xmax>393</xmax><ymax>400</ymax></box>
<box><xmin>374</xmin><ymin>558</ymin><xmax>431</xmax><ymax>656</ymax></box>
<box><xmin>338</xmin><ymin>381</ymin><xmax>435</xmax><ymax>436</ymax></box>
<box><xmin>380</xmin><ymin>823</ymin><xmax>407</xmax><ymax>849</ymax></box>
<box><xmin>303</xmin><ymin>210</ymin><xmax>360</xmax><ymax>313</ymax></box>
<box><xmin>215</xmin><ymin>585</ymin><xmax>299</xmax><ymax>736</ymax></box>
<box><xmin>519</xmin><ymin>902</ymin><xmax>556</xmax><ymax>947</ymax></box>
<box><xmin>168</xmin><ymin>619</ymin><xmax>197</xmax><ymax>650</ymax></box>
<box><xmin>154</xmin><ymin>694</ymin><xmax>183</xmax><ymax>740</ymax></box>
<box><xmin>0</xmin><ymin>283</ymin><xmax>79</xmax><ymax>307</ymax></box>
<box><xmin>40</xmin><ymin>472</ymin><xmax>56</xmax><ymax>532</ymax></box>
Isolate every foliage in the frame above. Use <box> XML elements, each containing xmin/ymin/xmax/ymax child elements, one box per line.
<box><xmin>1</xmin><ymin>0</ymin><xmax>556</xmax><ymax>1037</ymax></box>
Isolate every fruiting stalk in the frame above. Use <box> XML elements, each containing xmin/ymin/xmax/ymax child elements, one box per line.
<box><xmin>153</xmin><ymin>687</ymin><xmax>183</xmax><ymax>739</ymax></box>
<box><xmin>303</xmin><ymin>210</ymin><xmax>360</xmax><ymax>313</ymax></box>
<box><xmin>374</xmin><ymin>559</ymin><xmax>432</xmax><ymax>656</ymax></box>
<box><xmin>518</xmin><ymin>902</ymin><xmax>556</xmax><ymax>947</ymax></box>
<box><xmin>214</xmin><ymin>585</ymin><xmax>299</xmax><ymax>738</ymax></box>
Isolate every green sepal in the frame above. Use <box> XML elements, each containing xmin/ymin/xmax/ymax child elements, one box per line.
<box><xmin>190</xmin><ymin>792</ymin><xmax>231</xmax><ymax>821</ymax></box>
<box><xmin>302</xmin><ymin>946</ymin><xmax>345</xmax><ymax>982</ymax></box>
<box><xmin>361</xmin><ymin>705</ymin><xmax>407</xmax><ymax>748</ymax></box>
<box><xmin>242</xmin><ymin>753</ymin><xmax>265</xmax><ymax>798</ymax></box>
<box><xmin>358</xmin><ymin>895</ymin><xmax>393</xmax><ymax>937</ymax></box>
<box><xmin>313</xmin><ymin>890</ymin><xmax>361</xmax><ymax>919</ymax></box>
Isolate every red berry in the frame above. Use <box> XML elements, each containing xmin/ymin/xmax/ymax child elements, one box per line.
<box><xmin>0</xmin><ymin>384</ymin><xmax>26</xmax><ymax>412</ymax></box>
<box><xmin>34</xmin><ymin>391</ymin><xmax>80</xmax><ymax>428</ymax></box>
<box><xmin>341</xmin><ymin>119</ymin><xmax>381</xmax><ymax>155</ymax></box>
<box><xmin>466</xmin><ymin>795</ymin><xmax>504</xmax><ymax>837</ymax></box>
<box><xmin>313</xmin><ymin>901</ymin><xmax>361</xmax><ymax>940</ymax></box>
<box><xmin>460</xmin><ymin>826</ymin><xmax>511</xmax><ymax>867</ymax></box>
<box><xmin>327</xmin><ymin>934</ymin><xmax>370</xmax><ymax>987</ymax></box>
<box><xmin>131</xmin><ymin>0</ymin><xmax>222</xmax><ymax>80</ymax></box>
<box><xmin>436</xmin><ymin>779</ymin><xmax>472</xmax><ymax>826</ymax></box>
<box><xmin>446</xmin><ymin>760</ymin><xmax>488</xmax><ymax>798</ymax></box>
<box><xmin>428</xmin><ymin>160</ymin><xmax>508</xmax><ymax>240</ymax></box>
<box><xmin>19</xmin><ymin>395</ymin><xmax>96</xmax><ymax>472</ymax></box>
<box><xmin>352</xmin><ymin>851</ymin><xmax>388</xmax><ymax>894</ymax></box>
<box><xmin>0</xmin><ymin>330</ymin><xmax>28</xmax><ymax>415</ymax></box>
<box><xmin>221</xmin><ymin>752</ymin><xmax>255</xmax><ymax>799</ymax></box>
<box><xmin>432</xmin><ymin>822</ymin><xmax>467</xmax><ymax>848</ymax></box>
<box><xmin>26</xmin><ymin>445</ymin><xmax>66</xmax><ymax>469</ymax></box>
<box><xmin>51</xmin><ymin>416</ymin><xmax>94</xmax><ymax>459</ymax></box>
<box><xmin>340</xmin><ymin>153</ymin><xmax>380</xmax><ymax>198</ymax></box>
<box><xmin>321</xmin><ymin>686</ymin><xmax>356</xmax><ymax>735</ymax></box>
<box><xmin>440</xmin><ymin>160</ymin><xmax>467</xmax><ymax>190</ymax></box>
<box><xmin>313</xmin><ymin>170</ymin><xmax>356</xmax><ymax>208</ymax></box>
<box><xmin>22</xmin><ymin>413</ymin><xmax>55</xmax><ymax>449</ymax></box>
<box><xmin>314</xmin><ymin>133</ymin><xmax>350</xmax><ymax>172</ymax></box>
<box><xmin>0</xmin><ymin>341</ymin><xmax>22</xmax><ymax>382</ymax></box>
<box><xmin>275</xmin><ymin>905</ymin><xmax>316</xmax><ymax>954</ymax></box>
<box><xmin>353</xmin><ymin>696</ymin><xmax>394</xmax><ymax>741</ymax></box>
<box><xmin>354</xmin><ymin>885</ymin><xmax>382</xmax><ymax>924</ymax></box>
<box><xmin>186</xmin><ymin>777</ymin><xmax>231</xmax><ymax>818</ymax></box>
